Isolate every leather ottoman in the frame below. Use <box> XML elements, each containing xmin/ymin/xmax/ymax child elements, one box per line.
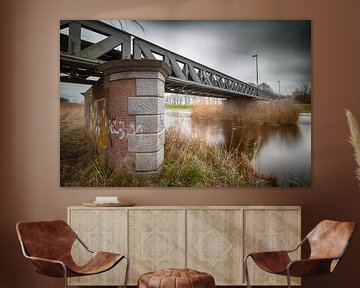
<box><xmin>138</xmin><ymin>268</ymin><xmax>215</xmax><ymax>288</ymax></box>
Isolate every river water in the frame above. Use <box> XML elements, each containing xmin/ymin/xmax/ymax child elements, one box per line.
<box><xmin>165</xmin><ymin>110</ymin><xmax>311</xmax><ymax>187</ymax></box>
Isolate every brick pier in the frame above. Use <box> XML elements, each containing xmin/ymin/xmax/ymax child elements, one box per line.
<box><xmin>85</xmin><ymin>59</ymin><xmax>171</xmax><ymax>175</ymax></box>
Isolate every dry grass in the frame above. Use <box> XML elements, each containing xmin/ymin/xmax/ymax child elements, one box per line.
<box><xmin>60</xmin><ymin>102</ymin><xmax>84</xmax><ymax>130</ymax></box>
<box><xmin>159</xmin><ymin>128</ymin><xmax>276</xmax><ymax>187</ymax></box>
<box><xmin>191</xmin><ymin>100</ymin><xmax>300</xmax><ymax>126</ymax></box>
<box><xmin>60</xmin><ymin>103</ymin><xmax>276</xmax><ymax>187</ymax></box>
<box><xmin>346</xmin><ymin>109</ymin><xmax>360</xmax><ymax>186</ymax></box>
<box><xmin>191</xmin><ymin>104</ymin><xmax>224</xmax><ymax>120</ymax></box>
<box><xmin>60</xmin><ymin>103</ymin><xmax>139</xmax><ymax>187</ymax></box>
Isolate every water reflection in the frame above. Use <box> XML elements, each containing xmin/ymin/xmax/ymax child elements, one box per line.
<box><xmin>165</xmin><ymin>111</ymin><xmax>311</xmax><ymax>187</ymax></box>
<box><xmin>253</xmin><ymin>115</ymin><xmax>311</xmax><ymax>186</ymax></box>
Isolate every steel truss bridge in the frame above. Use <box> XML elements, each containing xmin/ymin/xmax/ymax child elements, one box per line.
<box><xmin>60</xmin><ymin>20</ymin><xmax>277</xmax><ymax>100</ymax></box>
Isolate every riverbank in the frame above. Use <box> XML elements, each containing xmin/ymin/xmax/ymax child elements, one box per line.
<box><xmin>60</xmin><ymin>103</ymin><xmax>275</xmax><ymax>187</ymax></box>
<box><xmin>61</xmin><ymin>129</ymin><xmax>276</xmax><ymax>187</ymax></box>
<box><xmin>296</xmin><ymin>103</ymin><xmax>311</xmax><ymax>113</ymax></box>
<box><xmin>159</xmin><ymin>128</ymin><xmax>275</xmax><ymax>187</ymax></box>
<box><xmin>165</xmin><ymin>106</ymin><xmax>311</xmax><ymax>187</ymax></box>
<box><xmin>166</xmin><ymin>102</ymin><xmax>311</xmax><ymax>118</ymax></box>
<box><xmin>165</xmin><ymin>104</ymin><xmax>190</xmax><ymax>110</ymax></box>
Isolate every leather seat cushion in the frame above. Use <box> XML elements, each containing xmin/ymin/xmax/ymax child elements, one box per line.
<box><xmin>138</xmin><ymin>268</ymin><xmax>215</xmax><ymax>288</ymax></box>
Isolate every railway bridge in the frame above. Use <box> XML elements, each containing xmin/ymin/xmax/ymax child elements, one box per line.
<box><xmin>60</xmin><ymin>20</ymin><xmax>277</xmax><ymax>175</ymax></box>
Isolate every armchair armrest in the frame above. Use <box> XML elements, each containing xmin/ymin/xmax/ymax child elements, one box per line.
<box><xmin>19</xmin><ymin>240</ymin><xmax>67</xmax><ymax>277</ymax></box>
<box><xmin>287</xmin><ymin>239</ymin><xmax>351</xmax><ymax>277</ymax></box>
<box><xmin>25</xmin><ymin>255</ymin><xmax>67</xmax><ymax>278</ymax></box>
<box><xmin>245</xmin><ymin>236</ymin><xmax>306</xmax><ymax>259</ymax></box>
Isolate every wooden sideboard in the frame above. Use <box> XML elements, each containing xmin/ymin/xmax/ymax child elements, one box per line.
<box><xmin>67</xmin><ymin>206</ymin><xmax>301</xmax><ymax>286</ymax></box>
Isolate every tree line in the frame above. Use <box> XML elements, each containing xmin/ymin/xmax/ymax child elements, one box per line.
<box><xmin>249</xmin><ymin>82</ymin><xmax>311</xmax><ymax>104</ymax></box>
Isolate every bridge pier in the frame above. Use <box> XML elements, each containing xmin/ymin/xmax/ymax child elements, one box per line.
<box><xmin>86</xmin><ymin>59</ymin><xmax>171</xmax><ymax>175</ymax></box>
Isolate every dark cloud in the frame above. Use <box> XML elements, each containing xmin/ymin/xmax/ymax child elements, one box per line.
<box><xmin>135</xmin><ymin>20</ymin><xmax>311</xmax><ymax>94</ymax></box>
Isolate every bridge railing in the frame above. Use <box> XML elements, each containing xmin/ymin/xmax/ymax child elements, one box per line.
<box><xmin>60</xmin><ymin>20</ymin><xmax>277</xmax><ymax>100</ymax></box>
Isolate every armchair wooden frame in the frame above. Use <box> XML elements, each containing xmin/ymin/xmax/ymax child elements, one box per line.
<box><xmin>16</xmin><ymin>220</ymin><xmax>129</xmax><ymax>288</ymax></box>
<box><xmin>244</xmin><ymin>220</ymin><xmax>356</xmax><ymax>288</ymax></box>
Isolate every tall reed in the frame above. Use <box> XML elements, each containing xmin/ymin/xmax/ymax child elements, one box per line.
<box><xmin>191</xmin><ymin>100</ymin><xmax>299</xmax><ymax>126</ymax></box>
<box><xmin>60</xmin><ymin>102</ymin><xmax>84</xmax><ymax>131</ymax></box>
<box><xmin>346</xmin><ymin>109</ymin><xmax>360</xmax><ymax>186</ymax></box>
<box><xmin>191</xmin><ymin>104</ymin><xmax>224</xmax><ymax>120</ymax></box>
<box><xmin>159</xmin><ymin>128</ymin><xmax>275</xmax><ymax>187</ymax></box>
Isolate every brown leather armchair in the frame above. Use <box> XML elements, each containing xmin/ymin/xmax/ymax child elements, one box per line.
<box><xmin>16</xmin><ymin>220</ymin><xmax>129</xmax><ymax>288</ymax></box>
<box><xmin>244</xmin><ymin>220</ymin><xmax>356</xmax><ymax>288</ymax></box>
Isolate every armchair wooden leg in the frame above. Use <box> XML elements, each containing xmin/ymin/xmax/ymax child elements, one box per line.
<box><xmin>244</xmin><ymin>255</ymin><xmax>252</xmax><ymax>288</ymax></box>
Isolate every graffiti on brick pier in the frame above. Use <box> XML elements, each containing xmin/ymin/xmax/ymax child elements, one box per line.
<box><xmin>90</xmin><ymin>98</ymin><xmax>108</xmax><ymax>149</ymax></box>
<box><xmin>89</xmin><ymin>98</ymin><xmax>144</xmax><ymax>148</ymax></box>
<box><xmin>108</xmin><ymin>117</ymin><xmax>143</xmax><ymax>141</ymax></box>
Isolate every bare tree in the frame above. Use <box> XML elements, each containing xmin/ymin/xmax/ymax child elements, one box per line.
<box><xmin>292</xmin><ymin>83</ymin><xmax>311</xmax><ymax>104</ymax></box>
<box><xmin>257</xmin><ymin>82</ymin><xmax>274</xmax><ymax>93</ymax></box>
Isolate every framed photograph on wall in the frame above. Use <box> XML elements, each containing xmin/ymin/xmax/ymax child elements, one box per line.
<box><xmin>60</xmin><ymin>20</ymin><xmax>311</xmax><ymax>187</ymax></box>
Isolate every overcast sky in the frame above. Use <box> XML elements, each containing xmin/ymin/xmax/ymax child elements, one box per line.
<box><xmin>61</xmin><ymin>20</ymin><xmax>311</xmax><ymax>102</ymax></box>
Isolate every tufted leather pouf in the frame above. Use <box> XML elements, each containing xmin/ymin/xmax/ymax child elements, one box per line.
<box><xmin>138</xmin><ymin>268</ymin><xmax>215</xmax><ymax>288</ymax></box>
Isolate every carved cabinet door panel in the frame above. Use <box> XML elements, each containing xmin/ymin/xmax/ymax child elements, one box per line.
<box><xmin>68</xmin><ymin>208</ymin><xmax>128</xmax><ymax>286</ymax></box>
<box><xmin>128</xmin><ymin>209</ymin><xmax>186</xmax><ymax>284</ymax></box>
<box><xmin>243</xmin><ymin>208</ymin><xmax>301</xmax><ymax>286</ymax></box>
<box><xmin>186</xmin><ymin>209</ymin><xmax>243</xmax><ymax>285</ymax></box>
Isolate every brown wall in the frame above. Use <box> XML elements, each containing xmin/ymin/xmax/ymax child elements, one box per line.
<box><xmin>1</xmin><ymin>0</ymin><xmax>360</xmax><ymax>287</ymax></box>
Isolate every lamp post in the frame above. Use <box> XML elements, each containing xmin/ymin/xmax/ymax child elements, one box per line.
<box><xmin>277</xmin><ymin>80</ymin><xmax>281</xmax><ymax>98</ymax></box>
<box><xmin>252</xmin><ymin>54</ymin><xmax>258</xmax><ymax>86</ymax></box>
